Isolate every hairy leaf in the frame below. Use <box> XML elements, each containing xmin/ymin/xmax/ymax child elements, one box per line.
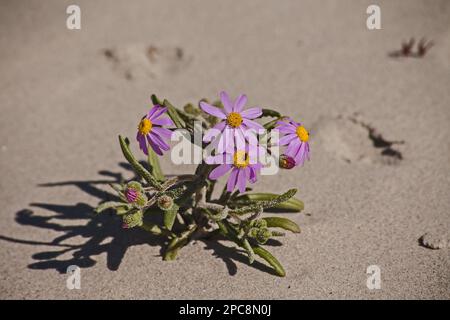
<box><xmin>118</xmin><ymin>135</ymin><xmax>162</xmax><ymax>190</ymax></box>
<box><xmin>253</xmin><ymin>246</ymin><xmax>286</xmax><ymax>277</ymax></box>
<box><xmin>262</xmin><ymin>217</ymin><xmax>301</xmax><ymax>233</ymax></box>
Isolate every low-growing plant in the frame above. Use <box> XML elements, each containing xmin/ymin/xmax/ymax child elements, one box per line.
<box><xmin>95</xmin><ymin>91</ymin><xmax>310</xmax><ymax>276</ymax></box>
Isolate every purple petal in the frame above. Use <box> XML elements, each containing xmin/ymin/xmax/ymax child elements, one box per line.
<box><xmin>148</xmin><ymin>106</ymin><xmax>168</xmax><ymax>120</ymax></box>
<box><xmin>236</xmin><ymin>169</ymin><xmax>247</xmax><ymax>193</ymax></box>
<box><xmin>147</xmin><ymin>134</ymin><xmax>163</xmax><ymax>155</ymax></box>
<box><xmin>203</xmin><ymin>121</ymin><xmax>226</xmax><ymax>142</ymax></box>
<box><xmin>242</xmin><ymin>118</ymin><xmax>264</xmax><ymax>130</ymax></box>
<box><xmin>227</xmin><ymin>168</ymin><xmax>239</xmax><ymax>192</ymax></box>
<box><xmin>285</xmin><ymin>139</ymin><xmax>301</xmax><ymax>157</ymax></box>
<box><xmin>152</xmin><ymin>117</ymin><xmax>174</xmax><ymax>126</ymax></box>
<box><xmin>276</xmin><ymin>122</ymin><xmax>296</xmax><ymax>133</ymax></box>
<box><xmin>209</xmin><ymin>164</ymin><xmax>232</xmax><ymax>180</ymax></box>
<box><xmin>235</xmin><ymin>128</ymin><xmax>246</xmax><ymax>151</ymax></box>
<box><xmin>279</xmin><ymin>133</ymin><xmax>297</xmax><ymax>146</ymax></box>
<box><xmin>152</xmin><ymin>127</ymin><xmax>173</xmax><ymax>139</ymax></box>
<box><xmin>200</xmin><ymin>102</ymin><xmax>226</xmax><ymax>119</ymax></box>
<box><xmin>149</xmin><ymin>131</ymin><xmax>170</xmax><ymax>151</ymax></box>
<box><xmin>220</xmin><ymin>91</ymin><xmax>233</xmax><ymax>113</ymax></box>
<box><xmin>218</xmin><ymin>128</ymin><xmax>234</xmax><ymax>153</ymax></box>
<box><xmin>206</xmin><ymin>153</ymin><xmax>232</xmax><ymax>165</ymax></box>
<box><xmin>247</xmin><ymin>166</ymin><xmax>258</xmax><ymax>183</ymax></box>
<box><xmin>241</xmin><ymin>107</ymin><xmax>262</xmax><ymax>119</ymax></box>
<box><xmin>137</xmin><ymin>133</ymin><xmax>148</xmax><ymax>155</ymax></box>
<box><xmin>234</xmin><ymin>94</ymin><xmax>247</xmax><ymax>112</ymax></box>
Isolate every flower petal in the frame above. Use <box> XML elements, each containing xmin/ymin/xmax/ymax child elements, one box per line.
<box><xmin>152</xmin><ymin>117</ymin><xmax>174</xmax><ymax>127</ymax></box>
<box><xmin>241</xmin><ymin>107</ymin><xmax>262</xmax><ymax>119</ymax></box>
<box><xmin>152</xmin><ymin>127</ymin><xmax>173</xmax><ymax>139</ymax></box>
<box><xmin>149</xmin><ymin>131</ymin><xmax>170</xmax><ymax>151</ymax></box>
<box><xmin>220</xmin><ymin>91</ymin><xmax>233</xmax><ymax>113</ymax></box>
<box><xmin>237</xmin><ymin>169</ymin><xmax>247</xmax><ymax>193</ymax></box>
<box><xmin>147</xmin><ymin>134</ymin><xmax>163</xmax><ymax>155</ymax></box>
<box><xmin>242</xmin><ymin>118</ymin><xmax>264</xmax><ymax>130</ymax></box>
<box><xmin>137</xmin><ymin>133</ymin><xmax>148</xmax><ymax>155</ymax></box>
<box><xmin>200</xmin><ymin>102</ymin><xmax>226</xmax><ymax>119</ymax></box>
<box><xmin>203</xmin><ymin>121</ymin><xmax>226</xmax><ymax>142</ymax></box>
<box><xmin>279</xmin><ymin>133</ymin><xmax>297</xmax><ymax>146</ymax></box>
<box><xmin>149</xmin><ymin>106</ymin><xmax>168</xmax><ymax>120</ymax></box>
<box><xmin>234</xmin><ymin>94</ymin><xmax>247</xmax><ymax>112</ymax></box>
<box><xmin>209</xmin><ymin>164</ymin><xmax>232</xmax><ymax>180</ymax></box>
<box><xmin>285</xmin><ymin>139</ymin><xmax>301</xmax><ymax>157</ymax></box>
<box><xmin>218</xmin><ymin>128</ymin><xmax>234</xmax><ymax>153</ymax></box>
<box><xmin>206</xmin><ymin>153</ymin><xmax>233</xmax><ymax>165</ymax></box>
<box><xmin>227</xmin><ymin>168</ymin><xmax>239</xmax><ymax>192</ymax></box>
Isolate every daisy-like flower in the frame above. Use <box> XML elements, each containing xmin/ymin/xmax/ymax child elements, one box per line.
<box><xmin>207</xmin><ymin>145</ymin><xmax>263</xmax><ymax>193</ymax></box>
<box><xmin>200</xmin><ymin>91</ymin><xmax>263</xmax><ymax>153</ymax></box>
<box><xmin>276</xmin><ymin>118</ymin><xmax>310</xmax><ymax>167</ymax></box>
<box><xmin>136</xmin><ymin>105</ymin><xmax>174</xmax><ymax>156</ymax></box>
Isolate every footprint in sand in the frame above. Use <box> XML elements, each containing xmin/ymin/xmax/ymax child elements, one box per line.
<box><xmin>312</xmin><ymin>113</ymin><xmax>405</xmax><ymax>165</ymax></box>
<box><xmin>102</xmin><ymin>44</ymin><xmax>192</xmax><ymax>80</ymax></box>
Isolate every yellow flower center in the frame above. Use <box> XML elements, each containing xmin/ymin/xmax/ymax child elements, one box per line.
<box><xmin>296</xmin><ymin>126</ymin><xmax>309</xmax><ymax>142</ymax></box>
<box><xmin>227</xmin><ymin>112</ymin><xmax>243</xmax><ymax>128</ymax></box>
<box><xmin>138</xmin><ymin>118</ymin><xmax>152</xmax><ymax>135</ymax></box>
<box><xmin>233</xmin><ymin>151</ymin><xmax>250</xmax><ymax>169</ymax></box>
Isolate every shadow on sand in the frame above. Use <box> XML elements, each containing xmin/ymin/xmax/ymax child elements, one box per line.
<box><xmin>0</xmin><ymin>162</ymin><xmax>280</xmax><ymax>276</ymax></box>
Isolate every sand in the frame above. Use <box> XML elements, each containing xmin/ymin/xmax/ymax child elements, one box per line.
<box><xmin>0</xmin><ymin>0</ymin><xmax>449</xmax><ymax>299</ymax></box>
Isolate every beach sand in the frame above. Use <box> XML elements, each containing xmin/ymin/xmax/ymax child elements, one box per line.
<box><xmin>0</xmin><ymin>0</ymin><xmax>449</xmax><ymax>299</ymax></box>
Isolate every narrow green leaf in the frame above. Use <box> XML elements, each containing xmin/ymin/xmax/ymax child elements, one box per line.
<box><xmin>163</xmin><ymin>99</ymin><xmax>186</xmax><ymax>129</ymax></box>
<box><xmin>263</xmin><ymin>217</ymin><xmax>301</xmax><ymax>233</ymax></box>
<box><xmin>94</xmin><ymin>201</ymin><xmax>127</xmax><ymax>214</ymax></box>
<box><xmin>242</xmin><ymin>238</ymin><xmax>255</xmax><ymax>264</ymax></box>
<box><xmin>163</xmin><ymin>225</ymin><xmax>196</xmax><ymax>260</ymax></box>
<box><xmin>163</xmin><ymin>204</ymin><xmax>179</xmax><ymax>230</ymax></box>
<box><xmin>261</xmin><ymin>108</ymin><xmax>281</xmax><ymax>118</ymax></box>
<box><xmin>234</xmin><ymin>192</ymin><xmax>304</xmax><ymax>212</ymax></box>
<box><xmin>150</xmin><ymin>94</ymin><xmax>163</xmax><ymax>106</ymax></box>
<box><xmin>147</xmin><ymin>148</ymin><xmax>165</xmax><ymax>181</ymax></box>
<box><xmin>118</xmin><ymin>135</ymin><xmax>162</xmax><ymax>190</ymax></box>
<box><xmin>230</xmin><ymin>189</ymin><xmax>298</xmax><ymax>214</ymax></box>
<box><xmin>140</xmin><ymin>222</ymin><xmax>163</xmax><ymax>235</ymax></box>
<box><xmin>253</xmin><ymin>246</ymin><xmax>286</xmax><ymax>277</ymax></box>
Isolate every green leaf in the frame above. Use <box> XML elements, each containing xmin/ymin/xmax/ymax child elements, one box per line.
<box><xmin>261</xmin><ymin>108</ymin><xmax>281</xmax><ymax>118</ymax></box>
<box><xmin>163</xmin><ymin>204</ymin><xmax>179</xmax><ymax>230</ymax></box>
<box><xmin>231</xmin><ymin>189</ymin><xmax>299</xmax><ymax>214</ymax></box>
<box><xmin>118</xmin><ymin>135</ymin><xmax>162</xmax><ymax>190</ymax></box>
<box><xmin>163</xmin><ymin>99</ymin><xmax>186</xmax><ymax>129</ymax></box>
<box><xmin>94</xmin><ymin>201</ymin><xmax>128</xmax><ymax>214</ymax></box>
<box><xmin>147</xmin><ymin>148</ymin><xmax>165</xmax><ymax>182</ymax></box>
<box><xmin>262</xmin><ymin>217</ymin><xmax>301</xmax><ymax>233</ymax></box>
<box><xmin>253</xmin><ymin>246</ymin><xmax>286</xmax><ymax>277</ymax></box>
<box><xmin>242</xmin><ymin>238</ymin><xmax>255</xmax><ymax>264</ymax></box>
<box><xmin>140</xmin><ymin>222</ymin><xmax>164</xmax><ymax>235</ymax></box>
<box><xmin>217</xmin><ymin>221</ymin><xmax>284</xmax><ymax>275</ymax></box>
<box><xmin>234</xmin><ymin>192</ymin><xmax>304</xmax><ymax>212</ymax></box>
<box><xmin>163</xmin><ymin>225</ymin><xmax>197</xmax><ymax>261</ymax></box>
<box><xmin>150</xmin><ymin>94</ymin><xmax>163</xmax><ymax>106</ymax></box>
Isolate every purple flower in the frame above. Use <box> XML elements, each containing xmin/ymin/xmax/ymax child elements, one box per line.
<box><xmin>136</xmin><ymin>105</ymin><xmax>174</xmax><ymax>156</ymax></box>
<box><xmin>125</xmin><ymin>188</ymin><xmax>138</xmax><ymax>203</ymax></box>
<box><xmin>200</xmin><ymin>91</ymin><xmax>263</xmax><ymax>153</ymax></box>
<box><xmin>276</xmin><ymin>118</ymin><xmax>310</xmax><ymax>166</ymax></box>
<box><xmin>207</xmin><ymin>145</ymin><xmax>263</xmax><ymax>193</ymax></box>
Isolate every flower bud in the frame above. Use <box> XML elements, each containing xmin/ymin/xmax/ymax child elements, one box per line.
<box><xmin>124</xmin><ymin>181</ymin><xmax>147</xmax><ymax>207</ymax></box>
<box><xmin>254</xmin><ymin>228</ymin><xmax>272</xmax><ymax>244</ymax></box>
<box><xmin>122</xmin><ymin>209</ymin><xmax>143</xmax><ymax>229</ymax></box>
<box><xmin>157</xmin><ymin>194</ymin><xmax>174</xmax><ymax>211</ymax></box>
<box><xmin>279</xmin><ymin>154</ymin><xmax>296</xmax><ymax>169</ymax></box>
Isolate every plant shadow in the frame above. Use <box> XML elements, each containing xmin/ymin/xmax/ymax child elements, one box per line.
<box><xmin>0</xmin><ymin>162</ymin><xmax>166</xmax><ymax>273</ymax></box>
<box><xmin>0</xmin><ymin>161</ymin><xmax>281</xmax><ymax>277</ymax></box>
